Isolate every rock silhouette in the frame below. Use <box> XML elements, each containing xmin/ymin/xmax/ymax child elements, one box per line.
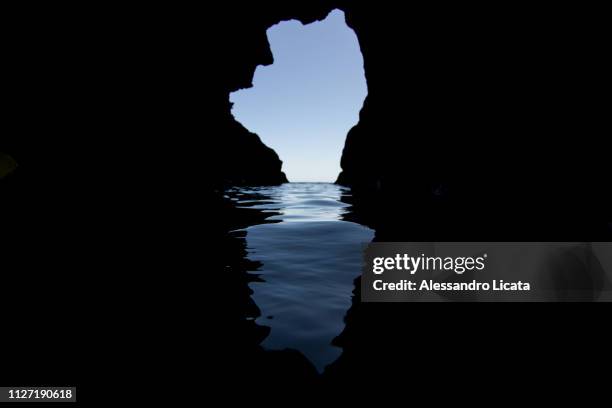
<box><xmin>217</xmin><ymin>102</ymin><xmax>287</xmax><ymax>187</ymax></box>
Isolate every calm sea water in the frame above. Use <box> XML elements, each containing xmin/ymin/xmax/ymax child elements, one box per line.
<box><xmin>227</xmin><ymin>183</ymin><xmax>374</xmax><ymax>371</ymax></box>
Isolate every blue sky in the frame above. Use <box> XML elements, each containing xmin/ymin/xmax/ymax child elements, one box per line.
<box><xmin>230</xmin><ymin>9</ymin><xmax>367</xmax><ymax>182</ymax></box>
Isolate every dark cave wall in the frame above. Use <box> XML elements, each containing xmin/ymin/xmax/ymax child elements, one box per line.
<box><xmin>336</xmin><ymin>3</ymin><xmax>611</xmax><ymax>238</ymax></box>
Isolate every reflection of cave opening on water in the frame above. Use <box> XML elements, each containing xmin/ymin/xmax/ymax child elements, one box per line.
<box><xmin>230</xmin><ymin>183</ymin><xmax>374</xmax><ymax>372</ymax></box>
<box><xmin>229</xmin><ymin>9</ymin><xmax>367</xmax><ymax>183</ymax></box>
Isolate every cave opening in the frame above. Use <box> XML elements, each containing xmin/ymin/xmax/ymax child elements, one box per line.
<box><xmin>229</xmin><ymin>9</ymin><xmax>367</xmax><ymax>183</ymax></box>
